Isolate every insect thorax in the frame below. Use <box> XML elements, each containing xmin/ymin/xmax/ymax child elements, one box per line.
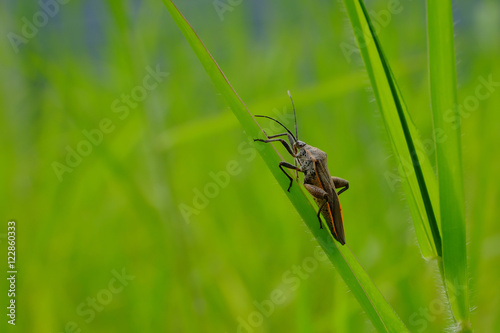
<box><xmin>296</xmin><ymin>148</ymin><xmax>313</xmax><ymax>176</ymax></box>
<box><xmin>297</xmin><ymin>145</ymin><xmax>328</xmax><ymax>181</ymax></box>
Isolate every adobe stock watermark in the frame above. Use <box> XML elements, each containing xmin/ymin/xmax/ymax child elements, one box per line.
<box><xmin>340</xmin><ymin>0</ymin><xmax>409</xmax><ymax>64</ymax></box>
<box><xmin>51</xmin><ymin>65</ymin><xmax>169</xmax><ymax>182</ymax></box>
<box><xmin>56</xmin><ymin>267</ymin><xmax>135</xmax><ymax>333</ymax></box>
<box><xmin>213</xmin><ymin>0</ymin><xmax>243</xmax><ymax>21</ymax></box>
<box><xmin>178</xmin><ymin>107</ymin><xmax>295</xmax><ymax>224</ymax></box>
<box><xmin>236</xmin><ymin>247</ymin><xmax>328</xmax><ymax>333</ymax></box>
<box><xmin>7</xmin><ymin>0</ymin><xmax>71</xmax><ymax>54</ymax></box>
<box><xmin>384</xmin><ymin>74</ymin><xmax>500</xmax><ymax>191</ymax></box>
<box><xmin>408</xmin><ymin>279</ymin><xmax>467</xmax><ymax>332</ymax></box>
<box><xmin>178</xmin><ymin>139</ymin><xmax>259</xmax><ymax>224</ymax></box>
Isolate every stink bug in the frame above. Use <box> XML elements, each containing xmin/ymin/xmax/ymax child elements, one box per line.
<box><xmin>254</xmin><ymin>91</ymin><xmax>349</xmax><ymax>245</ymax></box>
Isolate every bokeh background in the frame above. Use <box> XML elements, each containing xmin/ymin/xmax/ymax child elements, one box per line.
<box><xmin>1</xmin><ymin>0</ymin><xmax>499</xmax><ymax>332</ymax></box>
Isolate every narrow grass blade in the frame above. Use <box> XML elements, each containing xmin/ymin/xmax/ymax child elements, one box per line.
<box><xmin>427</xmin><ymin>1</ymin><xmax>470</xmax><ymax>330</ymax></box>
<box><xmin>161</xmin><ymin>1</ymin><xmax>408</xmax><ymax>331</ymax></box>
<box><xmin>341</xmin><ymin>0</ymin><xmax>442</xmax><ymax>259</ymax></box>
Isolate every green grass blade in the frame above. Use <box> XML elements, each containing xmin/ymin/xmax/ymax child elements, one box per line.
<box><xmin>341</xmin><ymin>0</ymin><xmax>442</xmax><ymax>259</ymax></box>
<box><xmin>161</xmin><ymin>1</ymin><xmax>408</xmax><ymax>331</ymax></box>
<box><xmin>427</xmin><ymin>1</ymin><xmax>471</xmax><ymax>330</ymax></box>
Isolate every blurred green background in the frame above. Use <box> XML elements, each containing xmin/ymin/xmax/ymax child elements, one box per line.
<box><xmin>1</xmin><ymin>0</ymin><xmax>499</xmax><ymax>332</ymax></box>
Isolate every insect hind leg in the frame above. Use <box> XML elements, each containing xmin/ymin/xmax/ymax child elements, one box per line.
<box><xmin>303</xmin><ymin>183</ymin><xmax>329</xmax><ymax>229</ymax></box>
<box><xmin>332</xmin><ymin>177</ymin><xmax>349</xmax><ymax>196</ymax></box>
<box><xmin>316</xmin><ymin>199</ymin><xmax>329</xmax><ymax>229</ymax></box>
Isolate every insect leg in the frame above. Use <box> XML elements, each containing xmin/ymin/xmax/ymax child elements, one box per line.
<box><xmin>332</xmin><ymin>177</ymin><xmax>349</xmax><ymax>196</ymax></box>
<box><xmin>303</xmin><ymin>183</ymin><xmax>329</xmax><ymax>229</ymax></box>
<box><xmin>294</xmin><ymin>158</ymin><xmax>299</xmax><ymax>182</ymax></box>
<box><xmin>269</xmin><ymin>132</ymin><xmax>300</xmax><ymax>181</ymax></box>
<box><xmin>254</xmin><ymin>137</ymin><xmax>295</xmax><ymax>157</ymax></box>
<box><xmin>316</xmin><ymin>199</ymin><xmax>329</xmax><ymax>229</ymax></box>
<box><xmin>279</xmin><ymin>161</ymin><xmax>302</xmax><ymax>192</ymax></box>
<box><xmin>266</xmin><ymin>132</ymin><xmax>288</xmax><ymax>138</ymax></box>
<box><xmin>267</xmin><ymin>132</ymin><xmax>296</xmax><ymax>146</ymax></box>
<box><xmin>272</xmin><ymin>133</ymin><xmax>299</xmax><ymax>182</ymax></box>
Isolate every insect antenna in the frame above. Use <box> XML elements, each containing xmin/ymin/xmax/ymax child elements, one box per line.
<box><xmin>287</xmin><ymin>90</ymin><xmax>298</xmax><ymax>140</ymax></box>
<box><xmin>254</xmin><ymin>115</ymin><xmax>297</xmax><ymax>142</ymax></box>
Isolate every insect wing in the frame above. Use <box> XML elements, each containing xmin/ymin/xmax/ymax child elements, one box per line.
<box><xmin>313</xmin><ymin>160</ymin><xmax>346</xmax><ymax>245</ymax></box>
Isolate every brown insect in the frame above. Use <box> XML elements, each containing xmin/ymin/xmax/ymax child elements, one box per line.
<box><xmin>254</xmin><ymin>91</ymin><xmax>349</xmax><ymax>244</ymax></box>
